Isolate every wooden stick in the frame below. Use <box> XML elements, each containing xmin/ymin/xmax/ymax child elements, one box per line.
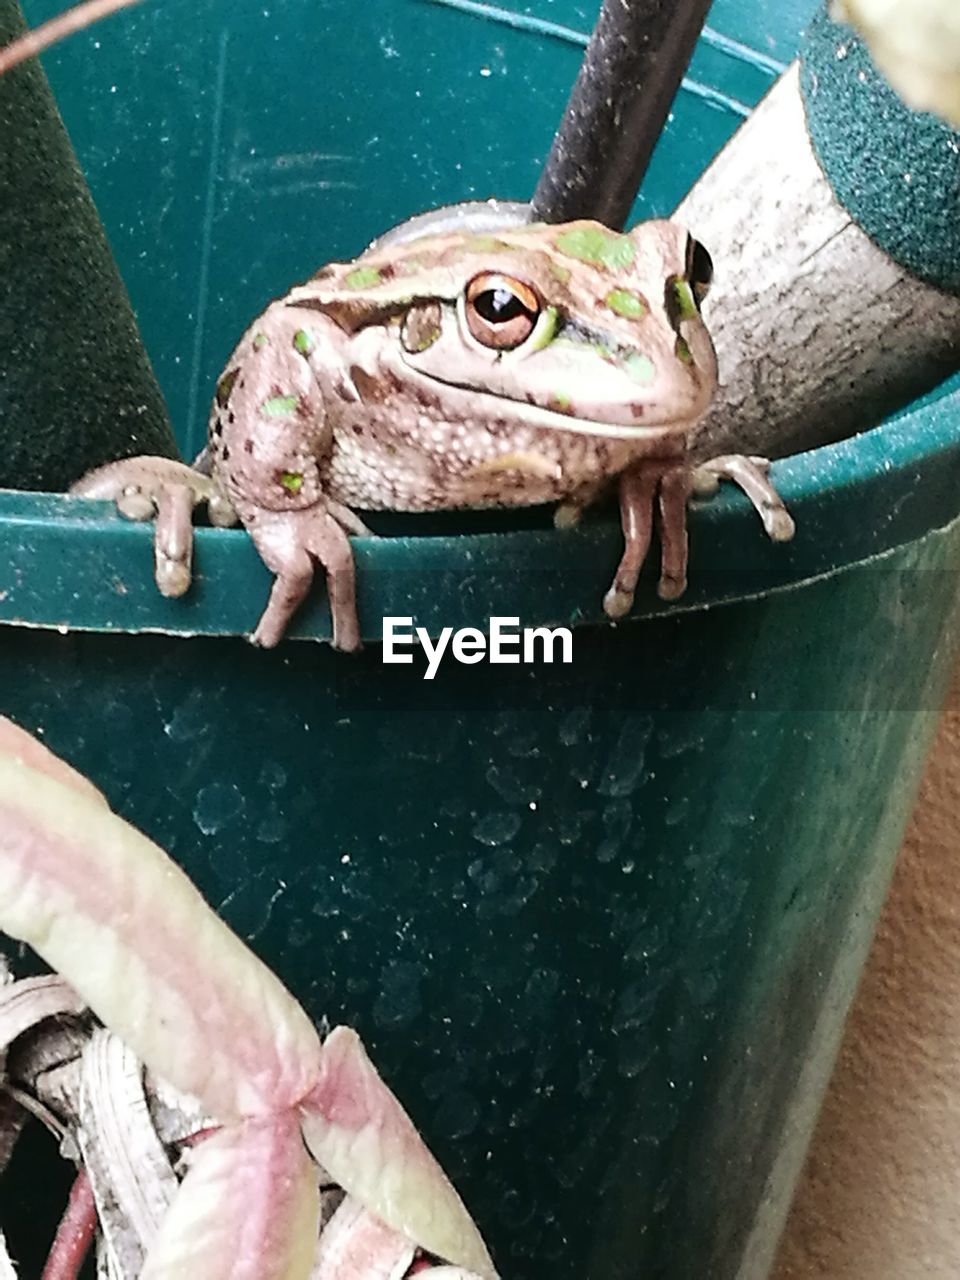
<box><xmin>0</xmin><ymin>0</ymin><xmax>143</xmax><ymax>77</ymax></box>
<box><xmin>674</xmin><ymin>64</ymin><xmax>960</xmax><ymax>461</ymax></box>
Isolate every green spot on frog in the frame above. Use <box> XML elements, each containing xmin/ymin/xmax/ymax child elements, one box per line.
<box><xmin>672</xmin><ymin>279</ymin><xmax>698</xmax><ymax>320</ymax></box>
<box><xmin>293</xmin><ymin>329</ymin><xmax>313</xmax><ymax>356</ymax></box>
<box><xmin>253</xmin><ymin>332</ymin><xmax>269</xmax><ymax>350</ymax></box>
<box><xmin>675</xmin><ymin>337</ymin><xmax>693</xmax><ymax>365</ymax></box>
<box><xmin>549</xmin><ymin>261</ymin><xmax>572</xmax><ymax>284</ymax></box>
<box><xmin>554</xmin><ymin>226</ymin><xmax>635</xmax><ymax>271</ymax></box>
<box><xmin>622</xmin><ymin>352</ymin><xmax>656</xmax><ymax>385</ymax></box>
<box><xmin>280</xmin><ymin>471</ymin><xmax>303</xmax><ymax>494</ymax></box>
<box><xmin>215</xmin><ymin>368</ymin><xmax>239</xmax><ymax>408</ymax></box>
<box><xmin>606</xmin><ymin>288</ymin><xmax>648</xmax><ymax>319</ymax></box>
<box><xmin>261</xmin><ymin>394</ymin><xmax>300</xmax><ymax>418</ymax></box>
<box><xmin>552</xmin><ymin>391</ymin><xmax>572</xmax><ymax>412</ymax></box>
<box><xmin>344</xmin><ymin>266</ymin><xmax>384</xmax><ymax>290</ymax></box>
<box><xmin>464</xmin><ymin>235</ymin><xmax>513</xmax><ymax>254</ymax></box>
<box><xmin>528</xmin><ymin>306</ymin><xmax>558</xmax><ymax>353</ymax></box>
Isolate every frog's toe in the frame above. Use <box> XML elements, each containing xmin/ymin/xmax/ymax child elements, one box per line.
<box><xmin>153</xmin><ymin>484</ymin><xmax>198</xmax><ymax>598</ymax></box>
<box><xmin>328</xmin><ymin>498</ymin><xmax>374</xmax><ymax>539</ymax></box>
<box><xmin>603</xmin><ymin>583</ymin><xmax>635</xmax><ymax>619</ymax></box>
<box><xmin>657</xmin><ymin>572</ymin><xmax>687</xmax><ymax>601</ymax></box>
<box><xmin>115</xmin><ymin>488</ymin><xmax>157</xmax><ymax>522</ymax></box>
<box><xmin>688</xmin><ymin>469</ymin><xmax>720</xmax><ymax>499</ymax></box>
<box><xmin>553</xmin><ymin>502</ymin><xmax>582</xmax><ymax>530</ymax></box>
<box><xmin>250</xmin><ymin>554</ymin><xmax>314</xmax><ymax>649</ymax></box>
<box><xmin>208</xmin><ymin>491</ymin><xmax>239</xmax><ymax>528</ymax></box>
<box><xmin>767</xmin><ymin>506</ymin><xmax>796</xmax><ymax>542</ymax></box>
<box><xmin>692</xmin><ymin>454</ymin><xmax>795</xmax><ymax>543</ymax></box>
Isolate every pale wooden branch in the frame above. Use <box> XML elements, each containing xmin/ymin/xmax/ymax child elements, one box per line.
<box><xmin>0</xmin><ymin>0</ymin><xmax>144</xmax><ymax>77</ymax></box>
<box><xmin>675</xmin><ymin>63</ymin><xmax>960</xmax><ymax>460</ymax></box>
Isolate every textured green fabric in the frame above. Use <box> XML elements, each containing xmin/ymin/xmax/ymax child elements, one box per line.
<box><xmin>802</xmin><ymin>7</ymin><xmax>960</xmax><ymax>294</ymax></box>
<box><xmin>0</xmin><ymin>0</ymin><xmax>177</xmax><ymax>490</ymax></box>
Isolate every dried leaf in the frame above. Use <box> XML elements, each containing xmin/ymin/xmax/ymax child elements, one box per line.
<box><xmin>140</xmin><ymin>1114</ymin><xmax>318</xmax><ymax>1280</ymax></box>
<box><xmin>77</xmin><ymin>1030</ymin><xmax>179</xmax><ymax>1270</ymax></box>
<box><xmin>415</xmin><ymin>1270</ymin><xmax>493</xmax><ymax>1278</ymax></box>
<box><xmin>0</xmin><ymin>975</ymin><xmax>85</xmax><ymax>1056</ymax></box>
<box><xmin>0</xmin><ymin>1232</ymin><xmax>15</xmax><ymax>1280</ymax></box>
<box><xmin>311</xmin><ymin>1196</ymin><xmax>415</xmax><ymax>1279</ymax></box>
<box><xmin>301</xmin><ymin>1029</ymin><xmax>496</xmax><ymax>1278</ymax></box>
<box><xmin>0</xmin><ymin>754</ymin><xmax>322</xmax><ymax>1119</ymax></box>
<box><xmin>0</xmin><ymin>723</ymin><xmax>497</xmax><ymax>1278</ymax></box>
<box><xmin>0</xmin><ymin>718</ymin><xmax>105</xmax><ymax>804</ymax></box>
<box><xmin>0</xmin><ymin>0</ymin><xmax>145</xmax><ymax>77</ymax></box>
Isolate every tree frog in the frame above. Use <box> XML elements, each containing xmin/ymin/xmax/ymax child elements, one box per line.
<box><xmin>73</xmin><ymin>217</ymin><xmax>793</xmax><ymax>651</ymax></box>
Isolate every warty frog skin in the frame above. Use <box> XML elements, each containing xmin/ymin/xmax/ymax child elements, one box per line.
<box><xmin>74</xmin><ymin>217</ymin><xmax>794</xmax><ymax>650</ymax></box>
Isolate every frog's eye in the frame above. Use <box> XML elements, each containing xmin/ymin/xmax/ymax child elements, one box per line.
<box><xmin>464</xmin><ymin>273</ymin><xmax>541</xmax><ymax>349</ymax></box>
<box><xmin>685</xmin><ymin>236</ymin><xmax>713</xmax><ymax>304</ymax></box>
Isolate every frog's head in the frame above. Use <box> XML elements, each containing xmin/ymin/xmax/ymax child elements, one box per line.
<box><xmin>293</xmin><ymin>218</ymin><xmax>717</xmax><ymax>438</ymax></box>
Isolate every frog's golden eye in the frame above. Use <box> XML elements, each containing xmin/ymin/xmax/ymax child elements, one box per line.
<box><xmin>464</xmin><ymin>273</ymin><xmax>541</xmax><ymax>349</ymax></box>
<box><xmin>685</xmin><ymin>236</ymin><xmax>713</xmax><ymax>304</ymax></box>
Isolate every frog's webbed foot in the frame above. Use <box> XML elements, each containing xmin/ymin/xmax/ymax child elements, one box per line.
<box><xmin>71</xmin><ymin>456</ymin><xmax>238</xmax><ymax>598</ymax></box>
<box><xmin>690</xmin><ymin>454</ymin><xmax>796</xmax><ymax>543</ymax></box>
<box><xmin>245</xmin><ymin>503</ymin><xmax>363</xmax><ymax>653</ymax></box>
<box><xmin>604</xmin><ymin>463</ymin><xmax>691</xmax><ymax>618</ymax></box>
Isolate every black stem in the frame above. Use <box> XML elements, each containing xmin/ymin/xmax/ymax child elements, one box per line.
<box><xmin>531</xmin><ymin>0</ymin><xmax>713</xmax><ymax>229</ymax></box>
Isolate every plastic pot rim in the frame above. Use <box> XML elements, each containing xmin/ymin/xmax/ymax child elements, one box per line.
<box><xmin>0</xmin><ymin>372</ymin><xmax>958</xmax><ymax>644</ymax></box>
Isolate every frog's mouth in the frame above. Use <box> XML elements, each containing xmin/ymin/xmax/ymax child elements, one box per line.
<box><xmin>384</xmin><ymin>348</ymin><xmax>689</xmax><ymax>438</ymax></box>
<box><xmin>409</xmin><ymin>371</ymin><xmax>691</xmax><ymax>442</ymax></box>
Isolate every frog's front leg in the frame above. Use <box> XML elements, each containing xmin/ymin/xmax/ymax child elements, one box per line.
<box><xmin>603</xmin><ymin>464</ymin><xmax>663</xmax><ymax>618</ymax></box>
<box><xmin>212</xmin><ymin>304</ymin><xmax>372</xmax><ymax>651</ymax></box>
<box><xmin>604</xmin><ymin>462</ymin><xmax>696</xmax><ymax>616</ymax></box>
<box><xmin>71</xmin><ymin>457</ymin><xmax>238</xmax><ymax>597</ymax></box>
<box><xmin>242</xmin><ymin>504</ymin><xmax>363</xmax><ymax>652</ymax></box>
<box><xmin>690</xmin><ymin>454</ymin><xmax>796</xmax><ymax>542</ymax></box>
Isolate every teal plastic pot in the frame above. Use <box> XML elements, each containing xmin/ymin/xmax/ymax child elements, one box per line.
<box><xmin>2</xmin><ymin>374</ymin><xmax>960</xmax><ymax>1277</ymax></box>
<box><xmin>4</xmin><ymin>0</ymin><xmax>959</xmax><ymax>1275</ymax></box>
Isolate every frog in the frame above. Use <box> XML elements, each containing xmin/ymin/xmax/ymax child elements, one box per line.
<box><xmin>72</xmin><ymin>217</ymin><xmax>794</xmax><ymax>651</ymax></box>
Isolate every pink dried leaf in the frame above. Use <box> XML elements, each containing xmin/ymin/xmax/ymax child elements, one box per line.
<box><xmin>0</xmin><ymin>0</ymin><xmax>145</xmax><ymax>77</ymax></box>
<box><xmin>141</xmin><ymin>1113</ymin><xmax>318</xmax><ymax>1280</ymax></box>
<box><xmin>0</xmin><ymin>751</ymin><xmax>322</xmax><ymax>1119</ymax></box>
<box><xmin>0</xmin><ymin>1233</ymin><xmax>14</xmax><ymax>1280</ymax></box>
<box><xmin>311</xmin><ymin>1196</ymin><xmax>414</xmax><ymax>1279</ymax></box>
<box><xmin>300</xmin><ymin>1028</ymin><xmax>497</xmax><ymax>1279</ymax></box>
<box><xmin>0</xmin><ymin>975</ymin><xmax>86</xmax><ymax>1052</ymax></box>
<box><xmin>0</xmin><ymin>718</ymin><xmax>105</xmax><ymax>804</ymax></box>
<box><xmin>412</xmin><ymin>1271</ymin><xmax>492</xmax><ymax>1279</ymax></box>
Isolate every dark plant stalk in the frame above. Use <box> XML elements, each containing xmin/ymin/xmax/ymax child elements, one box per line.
<box><xmin>531</xmin><ymin>0</ymin><xmax>712</xmax><ymax>228</ymax></box>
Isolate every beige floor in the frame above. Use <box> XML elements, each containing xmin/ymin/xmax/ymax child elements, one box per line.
<box><xmin>773</xmin><ymin>668</ymin><xmax>960</xmax><ymax>1278</ymax></box>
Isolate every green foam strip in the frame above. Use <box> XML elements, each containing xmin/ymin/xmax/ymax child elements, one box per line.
<box><xmin>801</xmin><ymin>7</ymin><xmax>960</xmax><ymax>295</ymax></box>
